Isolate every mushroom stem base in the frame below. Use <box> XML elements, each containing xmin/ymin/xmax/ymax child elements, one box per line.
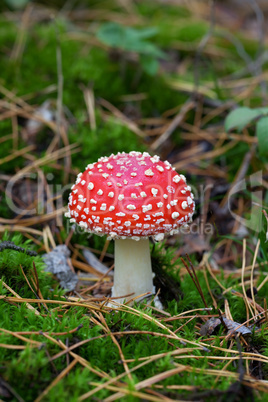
<box><xmin>111</xmin><ymin>238</ymin><xmax>154</xmax><ymax>304</ymax></box>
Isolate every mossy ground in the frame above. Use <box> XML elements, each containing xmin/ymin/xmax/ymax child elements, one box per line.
<box><xmin>0</xmin><ymin>1</ymin><xmax>268</xmax><ymax>401</ymax></box>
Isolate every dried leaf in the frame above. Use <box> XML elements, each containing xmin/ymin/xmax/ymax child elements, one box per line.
<box><xmin>200</xmin><ymin>317</ymin><xmax>252</xmax><ymax>336</ymax></box>
<box><xmin>223</xmin><ymin>318</ymin><xmax>252</xmax><ymax>336</ymax></box>
<box><xmin>43</xmin><ymin>245</ymin><xmax>78</xmax><ymax>291</ymax></box>
<box><xmin>82</xmin><ymin>249</ymin><xmax>112</xmax><ymax>274</ymax></box>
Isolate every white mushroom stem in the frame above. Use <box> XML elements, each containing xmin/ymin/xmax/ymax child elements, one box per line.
<box><xmin>111</xmin><ymin>238</ymin><xmax>154</xmax><ymax>304</ymax></box>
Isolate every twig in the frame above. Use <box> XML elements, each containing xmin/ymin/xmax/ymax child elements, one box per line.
<box><xmin>0</xmin><ymin>145</ymin><xmax>35</xmax><ymax>166</ymax></box>
<box><xmin>11</xmin><ymin>115</ymin><xmax>19</xmax><ymax>150</ymax></box>
<box><xmin>181</xmin><ymin>256</ymin><xmax>208</xmax><ymax>308</ymax></box>
<box><xmin>250</xmin><ymin>239</ymin><xmax>260</xmax><ymax>318</ymax></box>
<box><xmin>218</xmin><ymin>310</ymin><xmax>229</xmax><ymax>333</ymax></box>
<box><xmin>0</xmin><ymin>377</ymin><xmax>25</xmax><ymax>402</ymax></box>
<box><xmin>194</xmin><ymin>0</ymin><xmax>215</xmax><ymax>95</ymax></box>
<box><xmin>0</xmin><ymin>241</ymin><xmax>37</xmax><ymax>256</ymax></box>
<box><xmin>32</xmin><ymin>261</ymin><xmax>40</xmax><ymax>297</ymax></box>
<box><xmin>241</xmin><ymin>239</ymin><xmax>254</xmax><ymax>320</ymax></box>
<box><xmin>10</xmin><ymin>4</ymin><xmax>33</xmax><ymax>62</ymax></box>
<box><xmin>1</xmin><ymin>281</ymin><xmax>40</xmax><ymax>316</ymax></box>
<box><xmin>82</xmin><ymin>85</ymin><xmax>96</xmax><ymax>130</ymax></box>
<box><xmin>150</xmin><ymin>99</ymin><xmax>195</xmax><ymax>150</ymax></box>
<box><xmin>99</xmin><ymin>98</ymin><xmax>145</xmax><ymax>138</ymax></box>
<box><xmin>263</xmin><ymin>209</ymin><xmax>268</xmax><ymax>243</ymax></box>
<box><xmin>34</xmin><ymin>359</ymin><xmax>78</xmax><ymax>402</ymax></box>
<box><xmin>79</xmin><ymin>264</ymin><xmax>114</xmax><ymax>294</ymax></box>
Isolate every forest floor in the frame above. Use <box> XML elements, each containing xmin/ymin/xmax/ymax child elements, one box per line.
<box><xmin>0</xmin><ymin>1</ymin><xmax>268</xmax><ymax>401</ymax></box>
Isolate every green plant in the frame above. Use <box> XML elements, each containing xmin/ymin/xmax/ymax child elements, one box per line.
<box><xmin>0</xmin><ymin>233</ymin><xmax>54</xmax><ymax>298</ymax></box>
<box><xmin>96</xmin><ymin>22</ymin><xmax>166</xmax><ymax>75</ymax></box>
<box><xmin>225</xmin><ymin>106</ymin><xmax>268</xmax><ymax>157</ymax></box>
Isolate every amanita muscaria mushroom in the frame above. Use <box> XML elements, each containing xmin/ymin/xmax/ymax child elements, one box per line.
<box><xmin>66</xmin><ymin>151</ymin><xmax>195</xmax><ymax>304</ymax></box>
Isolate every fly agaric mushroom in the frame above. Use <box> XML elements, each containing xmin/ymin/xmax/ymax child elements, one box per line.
<box><xmin>66</xmin><ymin>151</ymin><xmax>195</xmax><ymax>304</ymax></box>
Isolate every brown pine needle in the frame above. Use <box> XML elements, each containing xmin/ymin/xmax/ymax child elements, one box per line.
<box><xmin>34</xmin><ymin>359</ymin><xmax>78</xmax><ymax>402</ymax></box>
<box><xmin>181</xmin><ymin>256</ymin><xmax>208</xmax><ymax>308</ymax></box>
<box><xmin>1</xmin><ymin>281</ymin><xmax>40</xmax><ymax>316</ymax></box>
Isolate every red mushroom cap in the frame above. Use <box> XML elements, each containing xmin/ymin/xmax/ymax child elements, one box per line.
<box><xmin>66</xmin><ymin>151</ymin><xmax>195</xmax><ymax>241</ymax></box>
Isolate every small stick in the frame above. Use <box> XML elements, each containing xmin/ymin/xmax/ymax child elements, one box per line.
<box><xmin>181</xmin><ymin>256</ymin><xmax>208</xmax><ymax>308</ymax></box>
<box><xmin>79</xmin><ymin>264</ymin><xmax>114</xmax><ymax>295</ymax></box>
<box><xmin>151</xmin><ymin>99</ymin><xmax>195</xmax><ymax>150</ymax></box>
<box><xmin>187</xmin><ymin>254</ymin><xmax>208</xmax><ymax>309</ymax></box>
<box><xmin>264</xmin><ymin>299</ymin><xmax>268</xmax><ymax>324</ymax></box>
<box><xmin>65</xmin><ymin>226</ymin><xmax>75</xmax><ymax>247</ymax></box>
<box><xmin>32</xmin><ymin>261</ymin><xmax>40</xmax><ymax>298</ymax></box>
<box><xmin>2</xmin><ymin>280</ymin><xmax>40</xmax><ymax>316</ymax></box>
<box><xmin>186</xmin><ymin>255</ymin><xmax>202</xmax><ymax>294</ymax></box>
<box><xmin>99</xmin><ymin>239</ymin><xmax>110</xmax><ymax>262</ymax></box>
<box><xmin>0</xmin><ymin>241</ymin><xmax>37</xmax><ymax>257</ymax></box>
<box><xmin>263</xmin><ymin>209</ymin><xmax>268</xmax><ymax>242</ymax></box>
<box><xmin>19</xmin><ymin>264</ymin><xmax>36</xmax><ymax>295</ymax></box>
<box><xmin>218</xmin><ymin>310</ymin><xmax>229</xmax><ymax>333</ymax></box>
<box><xmin>19</xmin><ymin>264</ymin><xmax>49</xmax><ymax>313</ymax></box>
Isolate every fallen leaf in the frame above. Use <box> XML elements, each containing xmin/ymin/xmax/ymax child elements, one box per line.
<box><xmin>200</xmin><ymin>316</ymin><xmax>252</xmax><ymax>337</ymax></box>
<box><xmin>43</xmin><ymin>245</ymin><xmax>78</xmax><ymax>291</ymax></box>
<box><xmin>83</xmin><ymin>249</ymin><xmax>112</xmax><ymax>274</ymax></box>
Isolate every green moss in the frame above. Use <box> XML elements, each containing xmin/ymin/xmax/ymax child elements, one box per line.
<box><xmin>0</xmin><ymin>233</ymin><xmax>55</xmax><ymax>298</ymax></box>
<box><xmin>1</xmin><ymin>234</ymin><xmax>267</xmax><ymax>400</ymax></box>
<box><xmin>0</xmin><ymin>17</ymin><xmax>191</xmax><ymax>120</ymax></box>
<box><xmin>69</xmin><ymin>114</ymin><xmax>146</xmax><ymax>172</ymax></box>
